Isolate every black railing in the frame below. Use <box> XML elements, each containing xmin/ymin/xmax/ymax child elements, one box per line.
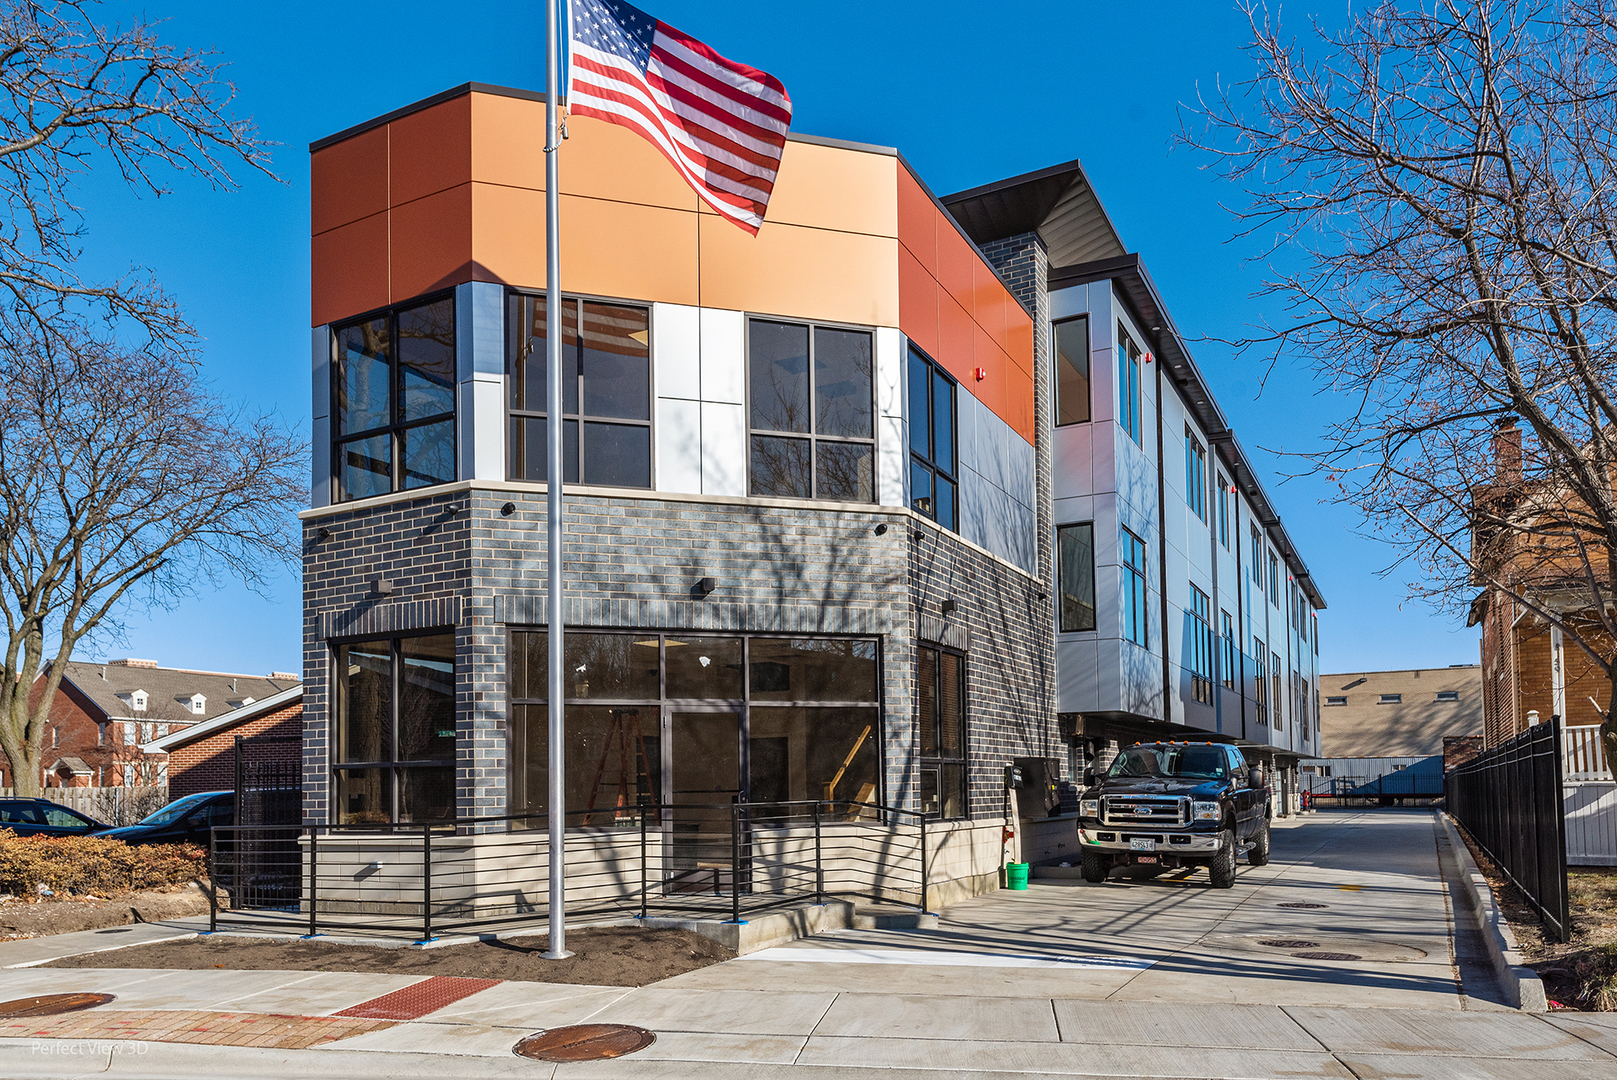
<box><xmin>207</xmin><ymin>798</ymin><xmax>927</xmax><ymax>941</ymax></box>
<box><xmin>1446</xmin><ymin>716</ymin><xmax>1570</xmax><ymax>942</ymax></box>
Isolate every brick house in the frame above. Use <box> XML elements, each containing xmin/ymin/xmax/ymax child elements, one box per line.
<box><xmin>23</xmin><ymin>660</ymin><xmax>299</xmax><ymax>789</ymax></box>
<box><xmin>143</xmin><ymin>687</ymin><xmax>303</xmax><ymax>799</ymax></box>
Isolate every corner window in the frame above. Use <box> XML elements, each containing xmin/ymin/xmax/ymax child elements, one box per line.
<box><xmin>334</xmin><ymin>633</ymin><xmax>456</xmax><ymax>824</ymax></box>
<box><xmin>748</xmin><ymin>319</ymin><xmax>875</xmax><ymax>502</ymax></box>
<box><xmin>908</xmin><ymin>347</ymin><xmax>957</xmax><ymax>530</ymax></box>
<box><xmin>1122</xmin><ymin>527</ymin><xmax>1149</xmax><ymax>647</ymax></box>
<box><xmin>333</xmin><ymin>295</ymin><xmax>457</xmax><ymax>501</ymax></box>
<box><xmin>1118</xmin><ymin>324</ymin><xmax>1142</xmax><ymax>445</ymax></box>
<box><xmin>1053</xmin><ymin>315</ymin><xmax>1090</xmax><ymax>426</ymax></box>
<box><xmin>1057</xmin><ymin>523</ymin><xmax>1096</xmax><ymax>632</ymax></box>
<box><xmin>917</xmin><ymin>645</ymin><xmax>966</xmax><ymax>820</ymax></box>
<box><xmin>1220</xmin><ymin>610</ymin><xmax>1235</xmax><ymax>689</ymax></box>
<box><xmin>1185</xmin><ymin>430</ymin><xmax>1207</xmax><ymax>521</ymax></box>
<box><xmin>1217</xmin><ymin>473</ymin><xmax>1230</xmax><ymax>549</ymax></box>
<box><xmin>1188</xmin><ymin>584</ymin><xmax>1213</xmax><ymax>705</ymax></box>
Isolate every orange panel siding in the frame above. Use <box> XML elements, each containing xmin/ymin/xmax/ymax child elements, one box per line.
<box><xmin>1005</xmin><ymin>298</ymin><xmax>1034</xmax><ymax>377</ymax></box>
<box><xmin>896</xmin><ymin>166</ymin><xmax>936</xmax><ymax>276</ymax></box>
<box><xmin>565</xmin><ymin>194</ymin><xmax>699</xmax><ymax>304</ymax></box>
<box><xmin>973</xmin><ymin>261</ymin><xmax>1009</xmax><ymax>354</ymax></box>
<box><xmin>767</xmin><ymin>141</ymin><xmax>896</xmax><ymax>237</ymax></box>
<box><xmin>971</xmin><ymin>322</ymin><xmax>1008</xmax><ymax>423</ymax></box>
<box><xmin>312</xmin><ymin>212</ymin><xmax>389</xmax><ymax>327</ymax></box>
<box><xmin>699</xmin><ymin>216</ymin><xmax>897</xmax><ymax>326</ymax></box>
<box><xmin>1004</xmin><ymin>355</ymin><xmax>1034</xmax><ymax>443</ymax></box>
<box><xmin>936</xmin><ymin>292</ymin><xmax>974</xmax><ymax>383</ymax></box>
<box><xmin>391</xmin><ymin>185</ymin><xmax>474</xmax><ymax>301</ymax></box>
<box><xmin>898</xmin><ymin>243</ymin><xmax>938</xmax><ymax>359</ymax></box>
<box><xmin>470</xmin><ymin>93</ymin><xmax>546</xmax><ymax>192</ymax></box>
<box><xmin>935</xmin><ymin>221</ymin><xmax>976</xmax><ymax>315</ymax></box>
<box><xmin>560</xmin><ymin>115</ymin><xmax>701</xmax><ymax>210</ymax></box>
<box><xmin>470</xmin><ymin>182</ymin><xmax>546</xmax><ymax>287</ymax></box>
<box><xmin>390</xmin><ymin>96</ymin><xmax>472</xmax><ymax>207</ymax></box>
<box><xmin>311</xmin><ymin>126</ymin><xmax>388</xmax><ymax>236</ymax></box>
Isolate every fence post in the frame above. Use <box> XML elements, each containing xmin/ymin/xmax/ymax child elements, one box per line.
<box><xmin>918</xmin><ymin>812</ymin><xmax>929</xmax><ymax>915</ymax></box>
<box><xmin>208</xmin><ymin>827</ymin><xmax>218</xmax><ymax>934</ymax></box>
<box><xmin>233</xmin><ymin>735</ymin><xmax>244</xmax><ymax>834</ymax></box>
<box><xmin>813</xmin><ymin>800</ymin><xmax>824</xmax><ymax>905</ymax></box>
<box><xmin>307</xmin><ymin>826</ymin><xmax>318</xmax><ymax>938</ymax></box>
<box><xmin>730</xmin><ymin>798</ymin><xmax>741</xmax><ymax>924</ymax></box>
<box><xmin>422</xmin><ymin>825</ymin><xmax>433</xmax><ymax>942</ymax></box>
<box><xmin>639</xmin><ymin>796</ymin><xmax>648</xmax><ymax>921</ymax></box>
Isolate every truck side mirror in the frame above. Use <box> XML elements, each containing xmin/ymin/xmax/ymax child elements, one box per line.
<box><xmin>1249</xmin><ymin>767</ymin><xmax>1265</xmax><ymax>789</ymax></box>
<box><xmin>1082</xmin><ymin>768</ymin><xmax>1096</xmax><ymax>787</ymax></box>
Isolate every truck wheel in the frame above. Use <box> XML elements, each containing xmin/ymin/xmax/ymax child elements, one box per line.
<box><xmin>1080</xmin><ymin>848</ymin><xmax>1109</xmax><ymax>884</ymax></box>
<box><xmin>1208</xmin><ymin>829</ymin><xmax>1237</xmax><ymax>889</ymax></box>
<box><xmin>1247</xmin><ymin>820</ymin><xmax>1271</xmax><ymax>867</ymax></box>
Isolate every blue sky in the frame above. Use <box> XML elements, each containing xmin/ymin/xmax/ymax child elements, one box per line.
<box><xmin>68</xmin><ymin>0</ymin><xmax>1474</xmax><ymax>678</ymax></box>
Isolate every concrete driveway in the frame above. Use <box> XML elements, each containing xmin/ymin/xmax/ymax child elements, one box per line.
<box><xmin>665</xmin><ymin>808</ymin><xmax>1485</xmax><ymax>1009</ymax></box>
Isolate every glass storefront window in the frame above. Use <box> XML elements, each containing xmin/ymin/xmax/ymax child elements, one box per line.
<box><xmin>334</xmin><ymin>632</ymin><xmax>456</xmax><ymax>824</ymax></box>
<box><xmin>664</xmin><ymin>637</ymin><xmax>743</xmax><ymax>700</ymax></box>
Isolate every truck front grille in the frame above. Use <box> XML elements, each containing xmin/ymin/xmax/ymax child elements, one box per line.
<box><xmin>1102</xmin><ymin>795</ymin><xmax>1188</xmax><ymax>827</ymax></box>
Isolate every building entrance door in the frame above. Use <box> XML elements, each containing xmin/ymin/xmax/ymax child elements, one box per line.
<box><xmin>666</xmin><ymin>708</ymin><xmax>743</xmax><ymax>892</ymax></box>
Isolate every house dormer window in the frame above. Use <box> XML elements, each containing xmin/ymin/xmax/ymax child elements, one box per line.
<box><xmin>124</xmin><ymin>690</ymin><xmax>147</xmax><ymax>712</ymax></box>
<box><xmin>186</xmin><ymin>694</ymin><xmax>205</xmax><ymax>715</ymax></box>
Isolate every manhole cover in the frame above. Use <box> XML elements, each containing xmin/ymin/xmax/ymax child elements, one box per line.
<box><xmin>1258</xmin><ymin>939</ymin><xmax>1319</xmax><ymax>949</ymax></box>
<box><xmin>0</xmin><ymin>993</ymin><xmax>115</xmax><ymax>1018</ymax></box>
<box><xmin>1278</xmin><ymin>902</ymin><xmax>1327</xmax><ymax>909</ymax></box>
<box><xmin>514</xmin><ymin>1024</ymin><xmax>656</xmax><ymax>1062</ymax></box>
<box><xmin>1292</xmin><ymin>951</ymin><xmax>1363</xmax><ymax>961</ymax></box>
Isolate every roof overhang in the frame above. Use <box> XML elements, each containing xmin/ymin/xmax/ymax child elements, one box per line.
<box><xmin>143</xmin><ymin>685</ymin><xmax>303</xmax><ymax>754</ymax></box>
<box><xmin>942</xmin><ymin>159</ymin><xmax>1126</xmax><ymax>266</ymax></box>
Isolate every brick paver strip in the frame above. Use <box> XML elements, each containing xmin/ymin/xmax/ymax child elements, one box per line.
<box><xmin>0</xmin><ymin>1010</ymin><xmax>393</xmax><ymax>1049</ymax></box>
<box><xmin>335</xmin><ymin>975</ymin><xmax>502</xmax><ymax>1021</ymax></box>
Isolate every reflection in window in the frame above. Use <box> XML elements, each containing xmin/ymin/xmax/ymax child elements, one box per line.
<box><xmin>1118</xmin><ymin>324</ymin><xmax>1143</xmax><ymax>445</ymax></box>
<box><xmin>332</xmin><ymin>297</ymin><xmax>456</xmax><ymax>501</ymax></box>
<box><xmin>917</xmin><ymin>645</ymin><xmax>966</xmax><ymax>819</ymax></box>
<box><xmin>748</xmin><ymin>319</ymin><xmax>874</xmax><ymax>502</ymax></box>
<box><xmin>334</xmin><ymin>632</ymin><xmax>455</xmax><ymax>824</ymax></box>
<box><xmin>1057</xmin><ymin>523</ymin><xmax>1095</xmax><ymax>632</ymax></box>
<box><xmin>1053</xmin><ymin>315</ymin><xmax>1090</xmax><ymax>426</ymax></box>
<box><xmin>908</xmin><ymin>347</ymin><xmax>957</xmax><ymax>531</ymax></box>
<box><xmin>1122</xmin><ymin>527</ymin><xmax>1148</xmax><ymax>646</ymax></box>
<box><xmin>508</xmin><ymin>293</ymin><xmax>652</xmax><ymax>488</ymax></box>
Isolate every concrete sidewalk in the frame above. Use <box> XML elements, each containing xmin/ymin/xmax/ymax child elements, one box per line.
<box><xmin>0</xmin><ymin>809</ymin><xmax>1594</xmax><ymax>1079</ymax></box>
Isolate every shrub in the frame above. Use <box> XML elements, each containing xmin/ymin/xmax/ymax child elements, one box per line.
<box><xmin>0</xmin><ymin>831</ymin><xmax>207</xmax><ymax>897</ymax></box>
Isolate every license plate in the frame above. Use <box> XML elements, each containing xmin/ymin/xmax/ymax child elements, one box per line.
<box><xmin>1135</xmin><ymin>855</ymin><xmax>1158</xmax><ymax>864</ymax></box>
<box><xmin>1130</xmin><ymin>838</ymin><xmax>1155</xmax><ymax>851</ymax></box>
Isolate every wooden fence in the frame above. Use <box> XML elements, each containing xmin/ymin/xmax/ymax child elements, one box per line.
<box><xmin>0</xmin><ymin>786</ymin><xmax>169</xmax><ymax>827</ymax></box>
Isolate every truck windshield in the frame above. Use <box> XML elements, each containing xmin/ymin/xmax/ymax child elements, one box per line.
<box><xmin>1108</xmin><ymin>746</ymin><xmax>1228</xmax><ymax>780</ymax></box>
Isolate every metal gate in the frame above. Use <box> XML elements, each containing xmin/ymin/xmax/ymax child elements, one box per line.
<box><xmin>223</xmin><ymin>734</ymin><xmax>302</xmax><ymax>910</ymax></box>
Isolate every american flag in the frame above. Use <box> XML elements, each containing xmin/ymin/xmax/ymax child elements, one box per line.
<box><xmin>565</xmin><ymin>0</ymin><xmax>792</xmax><ymax>235</ymax></box>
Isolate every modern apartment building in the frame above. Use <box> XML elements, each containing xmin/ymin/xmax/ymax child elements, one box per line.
<box><xmin>299</xmin><ymin>83</ymin><xmax>1324</xmax><ymax>898</ymax></box>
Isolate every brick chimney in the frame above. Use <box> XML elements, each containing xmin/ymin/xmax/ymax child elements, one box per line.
<box><xmin>108</xmin><ymin>658</ymin><xmax>158</xmax><ymax>669</ymax></box>
<box><xmin>1493</xmin><ymin>416</ymin><xmax>1522</xmax><ymax>486</ymax></box>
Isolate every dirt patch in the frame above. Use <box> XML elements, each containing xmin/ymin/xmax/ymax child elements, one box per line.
<box><xmin>1452</xmin><ymin>823</ymin><xmax>1617</xmax><ymax>1010</ymax></box>
<box><xmin>0</xmin><ymin>884</ymin><xmax>212</xmax><ymax>941</ymax></box>
<box><xmin>43</xmin><ymin>926</ymin><xmax>733</xmax><ymax>986</ymax></box>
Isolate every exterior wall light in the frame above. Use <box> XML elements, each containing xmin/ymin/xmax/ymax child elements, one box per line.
<box><xmin>873</xmin><ymin>523</ymin><xmax>888</xmax><ymax>535</ymax></box>
<box><xmin>940</xmin><ymin>598</ymin><xmax>958</xmax><ymax>615</ymax></box>
<box><xmin>501</xmin><ymin>502</ymin><xmax>517</xmax><ymax>516</ymax></box>
<box><xmin>371</xmin><ymin>577</ymin><xmax>393</xmax><ymax>597</ymax></box>
<box><xmin>697</xmin><ymin>576</ymin><xmax>717</xmax><ymax>596</ymax></box>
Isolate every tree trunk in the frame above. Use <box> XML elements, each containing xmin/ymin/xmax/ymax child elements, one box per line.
<box><xmin>1602</xmin><ymin>665</ymin><xmax>1617</xmax><ymax>785</ymax></box>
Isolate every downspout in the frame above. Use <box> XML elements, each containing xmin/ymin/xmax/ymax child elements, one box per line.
<box><xmin>1155</xmin><ymin>347</ymin><xmax>1172</xmax><ymax>728</ymax></box>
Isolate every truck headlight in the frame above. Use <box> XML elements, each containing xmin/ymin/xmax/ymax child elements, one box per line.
<box><xmin>1192</xmin><ymin>801</ymin><xmax>1220</xmax><ymax>821</ymax></box>
<box><xmin>1080</xmin><ymin>799</ymin><xmax>1099</xmax><ymax>817</ymax></box>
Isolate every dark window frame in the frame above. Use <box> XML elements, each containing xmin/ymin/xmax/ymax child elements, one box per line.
<box><xmin>1253</xmin><ymin>638</ymin><xmax>1268</xmax><ymax>725</ymax></box>
<box><xmin>745</xmin><ymin>315</ymin><xmax>877</xmax><ymax>504</ymax></box>
<box><xmin>1188</xmin><ymin>583</ymin><xmax>1213</xmax><ymax>704</ymax></box>
<box><xmin>1122</xmin><ymin>527</ymin><xmax>1149</xmax><ymax>647</ymax></box>
<box><xmin>1118</xmin><ymin>323</ymin><xmax>1142</xmax><ymax>445</ymax></box>
<box><xmin>1057</xmin><ymin>522</ymin><xmax>1096</xmax><ymax>633</ymax></box>
<box><xmin>1220</xmin><ymin>609</ymin><xmax>1236</xmax><ymax>690</ymax></box>
<box><xmin>916</xmin><ymin>642</ymin><xmax>968</xmax><ymax>821</ymax></box>
<box><xmin>1216</xmin><ymin>472</ymin><xmax>1230</xmax><ymax>549</ymax></box>
<box><xmin>1053</xmin><ymin>314</ymin><xmax>1091</xmax><ymax>427</ymax></box>
<box><xmin>908</xmin><ymin>345</ymin><xmax>959</xmax><ymax>531</ymax></box>
<box><xmin>1185</xmin><ymin>429</ymin><xmax>1207</xmax><ymax>521</ymax></box>
<box><xmin>506</xmin><ymin>288</ymin><xmax>655</xmax><ymax>490</ymax></box>
<box><xmin>331</xmin><ymin>629</ymin><xmax>457</xmax><ymax>824</ymax></box>
<box><xmin>331</xmin><ymin>292</ymin><xmax>458</xmax><ymax>502</ymax></box>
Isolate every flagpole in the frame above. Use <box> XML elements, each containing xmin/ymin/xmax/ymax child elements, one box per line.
<box><xmin>542</xmin><ymin>0</ymin><xmax>572</xmax><ymax>961</ymax></box>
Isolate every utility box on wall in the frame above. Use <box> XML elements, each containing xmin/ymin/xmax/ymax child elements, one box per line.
<box><xmin>1012</xmin><ymin>756</ymin><xmax>1061</xmax><ymax>818</ymax></box>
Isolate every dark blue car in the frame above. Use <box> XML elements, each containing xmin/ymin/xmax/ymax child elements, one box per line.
<box><xmin>94</xmin><ymin>791</ymin><xmax>233</xmax><ymax>848</ymax></box>
<box><xmin>0</xmin><ymin>798</ymin><xmax>106</xmax><ymax>837</ymax></box>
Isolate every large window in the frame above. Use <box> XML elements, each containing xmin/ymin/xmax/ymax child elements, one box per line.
<box><xmin>1217</xmin><ymin>473</ymin><xmax>1230</xmax><ymax>549</ymax></box>
<box><xmin>1122</xmin><ymin>527</ymin><xmax>1149</xmax><ymax>646</ymax></box>
<box><xmin>1253</xmin><ymin>639</ymin><xmax>1268</xmax><ymax>725</ymax></box>
<box><xmin>508</xmin><ymin>293</ymin><xmax>652</xmax><ymax>488</ymax></box>
<box><xmin>908</xmin><ymin>347</ymin><xmax>958</xmax><ymax>531</ymax></box>
<box><xmin>1221</xmin><ymin>610</ymin><xmax>1236</xmax><ymax>689</ymax></box>
<box><xmin>748</xmin><ymin>319</ymin><xmax>875</xmax><ymax>502</ymax></box>
<box><xmin>333</xmin><ymin>633</ymin><xmax>455</xmax><ymax>823</ymax></box>
<box><xmin>1053</xmin><ymin>315</ymin><xmax>1090</xmax><ymax>426</ymax></box>
<box><xmin>1185</xmin><ymin>430</ymin><xmax>1207</xmax><ymax>521</ymax></box>
<box><xmin>507</xmin><ymin>631</ymin><xmax>881</xmax><ymax>821</ymax></box>
<box><xmin>1268</xmin><ymin>552</ymin><xmax>1280</xmax><ymax>606</ymax></box>
<box><xmin>1271</xmin><ymin>650</ymin><xmax>1283</xmax><ymax>725</ymax></box>
<box><xmin>1250</xmin><ymin>525</ymin><xmax>1263</xmax><ymax>586</ymax></box>
<box><xmin>333</xmin><ymin>296</ymin><xmax>456</xmax><ymax>501</ymax></box>
<box><xmin>917</xmin><ymin>645</ymin><xmax>967</xmax><ymax>820</ymax></box>
<box><xmin>1118</xmin><ymin>324</ymin><xmax>1142</xmax><ymax>445</ymax></box>
<box><xmin>1057</xmin><ymin>523</ymin><xmax>1096</xmax><ymax>632</ymax></box>
<box><xmin>1188</xmin><ymin>584</ymin><xmax>1213</xmax><ymax>705</ymax></box>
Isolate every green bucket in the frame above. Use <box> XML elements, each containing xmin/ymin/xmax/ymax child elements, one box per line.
<box><xmin>1005</xmin><ymin>862</ymin><xmax>1030</xmax><ymax>890</ymax></box>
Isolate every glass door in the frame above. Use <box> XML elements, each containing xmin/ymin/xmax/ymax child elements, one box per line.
<box><xmin>666</xmin><ymin>709</ymin><xmax>743</xmax><ymax>892</ymax></box>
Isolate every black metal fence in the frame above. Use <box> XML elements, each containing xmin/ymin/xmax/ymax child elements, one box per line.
<box><xmin>208</xmin><ymin>798</ymin><xmax>927</xmax><ymax>941</ymax></box>
<box><xmin>1446</xmin><ymin>716</ymin><xmax>1570</xmax><ymax>942</ymax></box>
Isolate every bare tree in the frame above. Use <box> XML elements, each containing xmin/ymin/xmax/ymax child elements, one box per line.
<box><xmin>0</xmin><ymin>0</ymin><xmax>270</xmax><ymax>356</ymax></box>
<box><xmin>1187</xmin><ymin>0</ymin><xmax>1617</xmax><ymax>757</ymax></box>
<box><xmin>0</xmin><ymin>330</ymin><xmax>304</xmax><ymax>795</ymax></box>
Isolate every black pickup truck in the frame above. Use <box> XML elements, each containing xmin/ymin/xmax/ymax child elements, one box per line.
<box><xmin>1075</xmin><ymin>741</ymin><xmax>1271</xmax><ymax>889</ymax></box>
